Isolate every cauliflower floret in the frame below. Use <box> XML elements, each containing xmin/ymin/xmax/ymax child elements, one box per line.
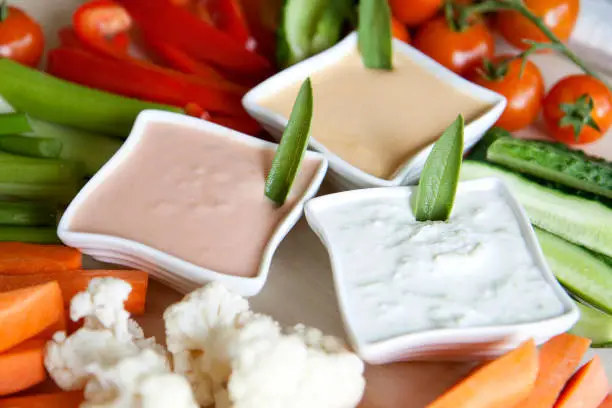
<box><xmin>45</xmin><ymin>278</ymin><xmax>165</xmax><ymax>393</ymax></box>
<box><xmin>81</xmin><ymin>349</ymin><xmax>198</xmax><ymax>408</ymax></box>
<box><xmin>163</xmin><ymin>282</ymin><xmax>249</xmax><ymax>406</ymax></box>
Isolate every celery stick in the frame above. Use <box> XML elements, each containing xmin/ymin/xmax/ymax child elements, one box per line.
<box><xmin>0</xmin><ymin>151</ymin><xmax>84</xmax><ymax>184</ymax></box>
<box><xmin>0</xmin><ymin>226</ymin><xmax>59</xmax><ymax>243</ymax></box>
<box><xmin>0</xmin><ymin>59</ymin><xmax>182</xmax><ymax>137</ymax></box>
<box><xmin>0</xmin><ymin>182</ymin><xmax>79</xmax><ymax>204</ymax></box>
<box><xmin>0</xmin><ymin>201</ymin><xmax>57</xmax><ymax>226</ymax></box>
<box><xmin>28</xmin><ymin>119</ymin><xmax>122</xmax><ymax>176</ymax></box>
<box><xmin>0</xmin><ymin>113</ymin><xmax>31</xmax><ymax>135</ymax></box>
<box><xmin>0</xmin><ymin>135</ymin><xmax>62</xmax><ymax>158</ymax></box>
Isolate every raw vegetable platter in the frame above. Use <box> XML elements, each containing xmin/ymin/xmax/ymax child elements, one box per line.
<box><xmin>1</xmin><ymin>0</ymin><xmax>611</xmax><ymax>407</ymax></box>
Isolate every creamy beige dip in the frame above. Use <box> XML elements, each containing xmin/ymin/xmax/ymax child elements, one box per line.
<box><xmin>69</xmin><ymin>122</ymin><xmax>320</xmax><ymax>277</ymax></box>
<box><xmin>260</xmin><ymin>50</ymin><xmax>491</xmax><ymax>179</ymax></box>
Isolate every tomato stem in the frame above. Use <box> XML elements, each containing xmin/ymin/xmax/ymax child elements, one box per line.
<box><xmin>0</xmin><ymin>0</ymin><xmax>8</xmax><ymax>23</ymax></box>
<box><xmin>558</xmin><ymin>94</ymin><xmax>602</xmax><ymax>141</ymax></box>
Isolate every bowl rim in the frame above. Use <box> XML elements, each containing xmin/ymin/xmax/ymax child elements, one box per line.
<box><xmin>243</xmin><ymin>32</ymin><xmax>507</xmax><ymax>188</ymax></box>
<box><xmin>304</xmin><ymin>178</ymin><xmax>579</xmax><ymax>363</ymax></box>
<box><xmin>57</xmin><ymin>109</ymin><xmax>329</xmax><ymax>297</ymax></box>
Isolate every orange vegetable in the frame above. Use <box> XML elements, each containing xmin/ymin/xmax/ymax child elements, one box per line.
<box><xmin>599</xmin><ymin>394</ymin><xmax>612</xmax><ymax>408</ymax></box>
<box><xmin>520</xmin><ymin>334</ymin><xmax>591</xmax><ymax>408</ymax></box>
<box><xmin>0</xmin><ymin>282</ymin><xmax>64</xmax><ymax>353</ymax></box>
<box><xmin>0</xmin><ymin>339</ymin><xmax>47</xmax><ymax>396</ymax></box>
<box><xmin>427</xmin><ymin>340</ymin><xmax>539</xmax><ymax>408</ymax></box>
<box><xmin>0</xmin><ymin>270</ymin><xmax>148</xmax><ymax>315</ymax></box>
<box><xmin>391</xmin><ymin>17</ymin><xmax>410</xmax><ymax>43</ymax></box>
<box><xmin>554</xmin><ymin>356</ymin><xmax>609</xmax><ymax>408</ymax></box>
<box><xmin>0</xmin><ymin>243</ymin><xmax>82</xmax><ymax>274</ymax></box>
<box><xmin>0</xmin><ymin>391</ymin><xmax>83</xmax><ymax>407</ymax></box>
<box><xmin>34</xmin><ymin>309</ymin><xmax>67</xmax><ymax>340</ymax></box>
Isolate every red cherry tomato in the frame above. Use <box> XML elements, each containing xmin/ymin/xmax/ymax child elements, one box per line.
<box><xmin>468</xmin><ymin>55</ymin><xmax>545</xmax><ymax>131</ymax></box>
<box><xmin>389</xmin><ymin>0</ymin><xmax>443</xmax><ymax>27</ymax></box>
<box><xmin>496</xmin><ymin>0</ymin><xmax>579</xmax><ymax>51</ymax></box>
<box><xmin>0</xmin><ymin>5</ymin><xmax>44</xmax><ymax>67</ymax></box>
<box><xmin>413</xmin><ymin>16</ymin><xmax>494</xmax><ymax>75</ymax></box>
<box><xmin>543</xmin><ymin>75</ymin><xmax>612</xmax><ymax>144</ymax></box>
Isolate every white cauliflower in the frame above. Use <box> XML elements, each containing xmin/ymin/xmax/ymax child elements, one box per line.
<box><xmin>164</xmin><ymin>283</ymin><xmax>366</xmax><ymax>408</ymax></box>
<box><xmin>81</xmin><ymin>349</ymin><xmax>198</xmax><ymax>408</ymax></box>
<box><xmin>45</xmin><ymin>278</ymin><xmax>165</xmax><ymax>392</ymax></box>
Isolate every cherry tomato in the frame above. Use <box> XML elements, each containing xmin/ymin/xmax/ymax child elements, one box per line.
<box><xmin>413</xmin><ymin>16</ymin><xmax>494</xmax><ymax>75</ymax></box>
<box><xmin>389</xmin><ymin>0</ymin><xmax>443</xmax><ymax>27</ymax></box>
<box><xmin>468</xmin><ymin>55</ymin><xmax>545</xmax><ymax>131</ymax></box>
<box><xmin>0</xmin><ymin>5</ymin><xmax>44</xmax><ymax>67</ymax></box>
<box><xmin>391</xmin><ymin>17</ymin><xmax>410</xmax><ymax>43</ymax></box>
<box><xmin>542</xmin><ymin>75</ymin><xmax>612</xmax><ymax>144</ymax></box>
<box><xmin>496</xmin><ymin>0</ymin><xmax>579</xmax><ymax>51</ymax></box>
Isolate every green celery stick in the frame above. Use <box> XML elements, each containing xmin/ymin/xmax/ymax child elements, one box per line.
<box><xmin>0</xmin><ymin>182</ymin><xmax>79</xmax><ymax>204</ymax></box>
<box><xmin>0</xmin><ymin>226</ymin><xmax>59</xmax><ymax>243</ymax></box>
<box><xmin>0</xmin><ymin>113</ymin><xmax>31</xmax><ymax>135</ymax></box>
<box><xmin>0</xmin><ymin>135</ymin><xmax>62</xmax><ymax>158</ymax></box>
<box><xmin>0</xmin><ymin>59</ymin><xmax>181</xmax><ymax>137</ymax></box>
<box><xmin>0</xmin><ymin>151</ymin><xmax>84</xmax><ymax>184</ymax></box>
<box><xmin>0</xmin><ymin>201</ymin><xmax>57</xmax><ymax>226</ymax></box>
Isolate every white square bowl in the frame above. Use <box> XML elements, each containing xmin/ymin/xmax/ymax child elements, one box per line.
<box><xmin>58</xmin><ymin>110</ymin><xmax>329</xmax><ymax>296</ymax></box>
<box><xmin>304</xmin><ymin>178</ymin><xmax>579</xmax><ymax>364</ymax></box>
<box><xmin>243</xmin><ymin>32</ymin><xmax>507</xmax><ymax>190</ymax></box>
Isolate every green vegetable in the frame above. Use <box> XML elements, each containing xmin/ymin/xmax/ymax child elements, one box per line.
<box><xmin>0</xmin><ymin>135</ymin><xmax>62</xmax><ymax>158</ymax></box>
<box><xmin>0</xmin><ymin>182</ymin><xmax>78</xmax><ymax>204</ymax></box>
<box><xmin>535</xmin><ymin>228</ymin><xmax>612</xmax><ymax>315</ymax></box>
<box><xmin>28</xmin><ymin>119</ymin><xmax>122</xmax><ymax>176</ymax></box>
<box><xmin>487</xmin><ymin>138</ymin><xmax>612</xmax><ymax>200</ymax></box>
<box><xmin>414</xmin><ymin>115</ymin><xmax>464</xmax><ymax>222</ymax></box>
<box><xmin>277</xmin><ymin>0</ymin><xmax>328</xmax><ymax>67</ymax></box>
<box><xmin>0</xmin><ymin>201</ymin><xmax>57</xmax><ymax>226</ymax></box>
<box><xmin>358</xmin><ymin>0</ymin><xmax>393</xmax><ymax>70</ymax></box>
<box><xmin>570</xmin><ymin>301</ymin><xmax>612</xmax><ymax>347</ymax></box>
<box><xmin>265</xmin><ymin>78</ymin><xmax>313</xmax><ymax>205</ymax></box>
<box><xmin>461</xmin><ymin>160</ymin><xmax>612</xmax><ymax>258</ymax></box>
<box><xmin>0</xmin><ymin>59</ymin><xmax>181</xmax><ymax>138</ymax></box>
<box><xmin>466</xmin><ymin>127</ymin><xmax>511</xmax><ymax>162</ymax></box>
<box><xmin>311</xmin><ymin>0</ymin><xmax>354</xmax><ymax>55</ymax></box>
<box><xmin>0</xmin><ymin>151</ymin><xmax>84</xmax><ymax>185</ymax></box>
<box><xmin>0</xmin><ymin>226</ymin><xmax>59</xmax><ymax>243</ymax></box>
<box><xmin>0</xmin><ymin>113</ymin><xmax>31</xmax><ymax>135</ymax></box>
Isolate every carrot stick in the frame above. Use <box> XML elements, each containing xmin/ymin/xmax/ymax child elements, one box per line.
<box><xmin>520</xmin><ymin>333</ymin><xmax>591</xmax><ymax>408</ymax></box>
<box><xmin>599</xmin><ymin>394</ymin><xmax>612</xmax><ymax>408</ymax></box>
<box><xmin>0</xmin><ymin>270</ymin><xmax>148</xmax><ymax>315</ymax></box>
<box><xmin>0</xmin><ymin>282</ymin><xmax>64</xmax><ymax>353</ymax></box>
<box><xmin>33</xmin><ymin>309</ymin><xmax>67</xmax><ymax>340</ymax></box>
<box><xmin>0</xmin><ymin>391</ymin><xmax>83</xmax><ymax>407</ymax></box>
<box><xmin>554</xmin><ymin>356</ymin><xmax>609</xmax><ymax>408</ymax></box>
<box><xmin>427</xmin><ymin>340</ymin><xmax>539</xmax><ymax>408</ymax></box>
<box><xmin>0</xmin><ymin>339</ymin><xmax>47</xmax><ymax>396</ymax></box>
<box><xmin>0</xmin><ymin>243</ymin><xmax>82</xmax><ymax>274</ymax></box>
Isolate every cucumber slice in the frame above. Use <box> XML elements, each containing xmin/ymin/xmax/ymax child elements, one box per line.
<box><xmin>461</xmin><ymin>161</ymin><xmax>612</xmax><ymax>258</ymax></box>
<box><xmin>570</xmin><ymin>301</ymin><xmax>612</xmax><ymax>347</ymax></box>
<box><xmin>311</xmin><ymin>0</ymin><xmax>354</xmax><ymax>55</ymax></box>
<box><xmin>535</xmin><ymin>228</ymin><xmax>612</xmax><ymax>315</ymax></box>
<box><xmin>277</xmin><ymin>0</ymin><xmax>328</xmax><ymax>67</ymax></box>
<box><xmin>487</xmin><ymin>138</ymin><xmax>612</xmax><ymax>200</ymax></box>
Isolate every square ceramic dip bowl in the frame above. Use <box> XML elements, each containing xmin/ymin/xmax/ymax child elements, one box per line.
<box><xmin>304</xmin><ymin>178</ymin><xmax>578</xmax><ymax>364</ymax></box>
<box><xmin>243</xmin><ymin>32</ymin><xmax>507</xmax><ymax>190</ymax></box>
<box><xmin>58</xmin><ymin>110</ymin><xmax>328</xmax><ymax>296</ymax></box>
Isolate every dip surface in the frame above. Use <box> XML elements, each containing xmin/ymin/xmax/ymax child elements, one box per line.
<box><xmin>260</xmin><ymin>49</ymin><xmax>491</xmax><ymax>179</ymax></box>
<box><xmin>69</xmin><ymin>122</ymin><xmax>320</xmax><ymax>278</ymax></box>
<box><xmin>314</xmin><ymin>188</ymin><xmax>565</xmax><ymax>344</ymax></box>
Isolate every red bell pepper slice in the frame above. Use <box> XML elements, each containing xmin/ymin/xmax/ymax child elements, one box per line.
<box><xmin>47</xmin><ymin>47</ymin><xmax>245</xmax><ymax>116</ymax></box>
<box><xmin>207</xmin><ymin>0</ymin><xmax>252</xmax><ymax>48</ymax></box>
<box><xmin>209</xmin><ymin>114</ymin><xmax>262</xmax><ymax>136</ymax></box>
<box><xmin>58</xmin><ymin>26</ymin><xmax>130</xmax><ymax>54</ymax></box>
<box><xmin>116</xmin><ymin>0</ymin><xmax>271</xmax><ymax>76</ymax></box>
<box><xmin>72</xmin><ymin>0</ymin><xmax>132</xmax><ymax>59</ymax></box>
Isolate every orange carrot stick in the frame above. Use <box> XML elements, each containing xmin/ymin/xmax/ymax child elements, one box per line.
<box><xmin>0</xmin><ymin>339</ymin><xmax>47</xmax><ymax>396</ymax></box>
<box><xmin>520</xmin><ymin>333</ymin><xmax>591</xmax><ymax>408</ymax></box>
<box><xmin>33</xmin><ymin>309</ymin><xmax>67</xmax><ymax>340</ymax></box>
<box><xmin>0</xmin><ymin>282</ymin><xmax>64</xmax><ymax>353</ymax></box>
<box><xmin>599</xmin><ymin>394</ymin><xmax>612</xmax><ymax>408</ymax></box>
<box><xmin>0</xmin><ymin>243</ymin><xmax>82</xmax><ymax>274</ymax></box>
<box><xmin>427</xmin><ymin>340</ymin><xmax>539</xmax><ymax>408</ymax></box>
<box><xmin>554</xmin><ymin>356</ymin><xmax>609</xmax><ymax>408</ymax></box>
<box><xmin>0</xmin><ymin>391</ymin><xmax>83</xmax><ymax>407</ymax></box>
<box><xmin>0</xmin><ymin>270</ymin><xmax>148</xmax><ymax>315</ymax></box>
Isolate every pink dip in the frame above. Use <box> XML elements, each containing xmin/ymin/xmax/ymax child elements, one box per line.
<box><xmin>68</xmin><ymin>122</ymin><xmax>321</xmax><ymax>277</ymax></box>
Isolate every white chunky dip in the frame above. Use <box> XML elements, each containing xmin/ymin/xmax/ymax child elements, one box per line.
<box><xmin>309</xmin><ymin>184</ymin><xmax>566</xmax><ymax>345</ymax></box>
